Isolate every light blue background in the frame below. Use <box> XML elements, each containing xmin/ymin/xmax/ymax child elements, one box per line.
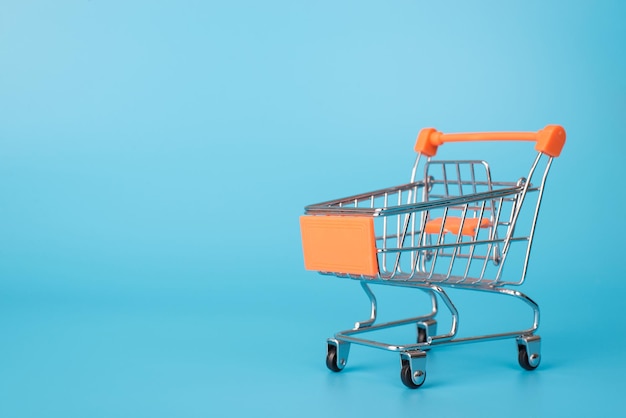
<box><xmin>1</xmin><ymin>0</ymin><xmax>625</xmax><ymax>416</ymax></box>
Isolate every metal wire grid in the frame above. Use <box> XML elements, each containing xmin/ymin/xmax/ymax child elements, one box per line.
<box><xmin>306</xmin><ymin>153</ymin><xmax>551</xmax><ymax>287</ymax></box>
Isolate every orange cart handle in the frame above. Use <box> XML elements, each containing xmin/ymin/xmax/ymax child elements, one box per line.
<box><xmin>414</xmin><ymin>125</ymin><xmax>566</xmax><ymax>157</ymax></box>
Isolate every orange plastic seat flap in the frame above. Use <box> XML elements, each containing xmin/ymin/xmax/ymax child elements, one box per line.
<box><xmin>424</xmin><ymin>217</ymin><xmax>492</xmax><ymax>237</ymax></box>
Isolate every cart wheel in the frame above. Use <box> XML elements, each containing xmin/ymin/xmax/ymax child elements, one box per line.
<box><xmin>517</xmin><ymin>344</ymin><xmax>540</xmax><ymax>371</ymax></box>
<box><xmin>400</xmin><ymin>361</ymin><xmax>425</xmax><ymax>389</ymax></box>
<box><xmin>326</xmin><ymin>344</ymin><xmax>342</xmax><ymax>372</ymax></box>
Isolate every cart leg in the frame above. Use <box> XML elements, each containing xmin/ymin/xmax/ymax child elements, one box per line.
<box><xmin>416</xmin><ymin>289</ymin><xmax>438</xmax><ymax>347</ymax></box>
<box><xmin>424</xmin><ymin>285</ymin><xmax>459</xmax><ymax>343</ymax></box>
<box><xmin>354</xmin><ymin>282</ymin><xmax>377</xmax><ymax>329</ymax></box>
<box><xmin>399</xmin><ymin>350</ymin><xmax>427</xmax><ymax>388</ymax></box>
<box><xmin>516</xmin><ymin>335</ymin><xmax>541</xmax><ymax>370</ymax></box>
<box><xmin>326</xmin><ymin>338</ymin><xmax>351</xmax><ymax>372</ymax></box>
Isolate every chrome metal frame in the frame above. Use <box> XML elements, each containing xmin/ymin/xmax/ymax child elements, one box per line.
<box><xmin>305</xmin><ymin>150</ymin><xmax>555</xmax><ymax>387</ymax></box>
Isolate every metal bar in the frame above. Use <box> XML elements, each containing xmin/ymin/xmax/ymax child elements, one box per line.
<box><xmin>495</xmin><ymin>153</ymin><xmax>542</xmax><ymax>282</ymax></box>
<box><xmin>410</xmin><ymin>192</ymin><xmax>417</xmax><ymax>269</ymax></box>
<box><xmin>408</xmin><ymin>208</ymin><xmax>430</xmax><ymax>279</ymax></box>
<box><xmin>378</xmin><ymin>236</ymin><xmax>529</xmax><ymax>254</ymax></box>
<box><xmin>470</xmin><ymin>162</ymin><xmax>477</xmax><ymax>194</ymax></box>
<box><xmin>424</xmin><ymin>252</ymin><xmax>493</xmax><ymax>261</ymax></box>
<box><xmin>393</xmin><ymin>211</ymin><xmax>413</xmax><ymax>275</ymax></box>
<box><xmin>520</xmin><ymin>156</ymin><xmax>553</xmax><ymax>283</ymax></box>
<box><xmin>342</xmin><ymin>313</ymin><xmax>437</xmax><ymax>337</ymax></box>
<box><xmin>335</xmin><ymin>329</ymin><xmax>536</xmax><ymax>353</ymax></box>
<box><xmin>442</xmin><ymin>162</ymin><xmax>449</xmax><ymax>197</ymax></box>
<box><xmin>427</xmin><ymin>207</ymin><xmax>449</xmax><ymax>280</ymax></box>
<box><xmin>427</xmin><ymin>284</ymin><xmax>458</xmax><ymax>342</ymax></box>
<box><xmin>396</xmin><ymin>190</ymin><xmax>402</xmax><ymax>254</ymax></box>
<box><xmin>463</xmin><ymin>200</ymin><xmax>487</xmax><ymax>283</ymax></box>
<box><xmin>410</xmin><ymin>154</ymin><xmax>422</xmax><ymax>184</ymax></box>
<box><xmin>446</xmin><ymin>204</ymin><xmax>469</xmax><ymax>279</ymax></box>
<box><xmin>333</xmin><ymin>285</ymin><xmax>539</xmax><ymax>352</ymax></box>
<box><xmin>339</xmin><ymin>284</ymin><xmax>439</xmax><ymax>335</ymax></box>
<box><xmin>378</xmin><ymin>187</ymin><xmax>527</xmax><ymax>216</ymax></box>
<box><xmin>305</xmin><ymin>182</ymin><xmax>424</xmax><ymax>210</ymax></box>
<box><xmin>456</xmin><ymin>163</ymin><xmax>463</xmax><ymax>196</ymax></box>
<box><xmin>381</xmin><ymin>192</ymin><xmax>389</xmax><ymax>273</ymax></box>
<box><xmin>305</xmin><ymin>186</ymin><xmax>529</xmax><ymax>216</ymax></box>
<box><xmin>354</xmin><ymin>282</ymin><xmax>377</xmax><ymax>329</ymax></box>
<box><xmin>479</xmin><ymin>196</ymin><xmax>505</xmax><ymax>279</ymax></box>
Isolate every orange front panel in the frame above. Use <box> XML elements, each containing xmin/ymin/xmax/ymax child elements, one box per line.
<box><xmin>300</xmin><ymin>215</ymin><xmax>379</xmax><ymax>276</ymax></box>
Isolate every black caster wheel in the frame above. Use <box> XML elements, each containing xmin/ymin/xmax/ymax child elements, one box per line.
<box><xmin>518</xmin><ymin>344</ymin><xmax>540</xmax><ymax>371</ymax></box>
<box><xmin>326</xmin><ymin>344</ymin><xmax>342</xmax><ymax>372</ymax></box>
<box><xmin>400</xmin><ymin>360</ymin><xmax>425</xmax><ymax>389</ymax></box>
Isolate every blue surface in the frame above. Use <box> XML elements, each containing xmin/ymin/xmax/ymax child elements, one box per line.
<box><xmin>1</xmin><ymin>1</ymin><xmax>625</xmax><ymax>416</ymax></box>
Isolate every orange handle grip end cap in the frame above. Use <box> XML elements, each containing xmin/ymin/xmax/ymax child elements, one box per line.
<box><xmin>535</xmin><ymin>125</ymin><xmax>566</xmax><ymax>157</ymax></box>
<box><xmin>414</xmin><ymin>128</ymin><xmax>442</xmax><ymax>157</ymax></box>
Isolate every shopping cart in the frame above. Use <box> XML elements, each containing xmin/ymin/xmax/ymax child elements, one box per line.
<box><xmin>300</xmin><ymin>125</ymin><xmax>565</xmax><ymax>388</ymax></box>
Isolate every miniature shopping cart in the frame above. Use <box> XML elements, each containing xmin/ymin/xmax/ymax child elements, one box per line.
<box><xmin>300</xmin><ymin>125</ymin><xmax>565</xmax><ymax>388</ymax></box>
